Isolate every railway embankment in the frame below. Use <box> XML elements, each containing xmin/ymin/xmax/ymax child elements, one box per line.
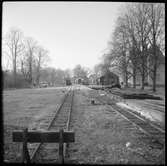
<box><xmin>117</xmin><ymin>100</ymin><xmax>165</xmax><ymax>125</ymax></box>
<box><xmin>95</xmin><ymin>86</ymin><xmax>165</xmax><ymax>128</ymax></box>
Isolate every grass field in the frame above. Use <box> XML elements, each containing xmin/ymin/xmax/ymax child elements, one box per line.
<box><xmin>3</xmin><ymin>87</ymin><xmax>67</xmax><ymax>162</ymax></box>
<box><xmin>2</xmin><ymin>85</ymin><xmax>165</xmax><ymax>164</ymax></box>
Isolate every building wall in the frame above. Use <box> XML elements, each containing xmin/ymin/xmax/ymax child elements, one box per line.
<box><xmin>128</xmin><ymin>64</ymin><xmax>165</xmax><ymax>86</ymax></box>
<box><xmin>157</xmin><ymin>64</ymin><xmax>165</xmax><ymax>85</ymax></box>
<box><xmin>147</xmin><ymin>63</ymin><xmax>165</xmax><ymax>86</ymax></box>
<box><xmin>99</xmin><ymin>73</ymin><xmax>119</xmax><ymax>85</ymax></box>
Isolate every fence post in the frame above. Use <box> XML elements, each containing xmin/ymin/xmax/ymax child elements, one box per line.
<box><xmin>59</xmin><ymin>129</ymin><xmax>64</xmax><ymax>164</ymax></box>
<box><xmin>22</xmin><ymin>128</ymin><xmax>30</xmax><ymax>163</ymax></box>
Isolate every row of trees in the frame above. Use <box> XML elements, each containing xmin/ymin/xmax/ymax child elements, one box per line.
<box><xmin>38</xmin><ymin>65</ymin><xmax>90</xmax><ymax>85</ymax></box>
<box><xmin>36</xmin><ymin>67</ymin><xmax>71</xmax><ymax>86</ymax></box>
<box><xmin>2</xmin><ymin>28</ymin><xmax>90</xmax><ymax>88</ymax></box>
<box><xmin>100</xmin><ymin>3</ymin><xmax>165</xmax><ymax>91</ymax></box>
<box><xmin>2</xmin><ymin>27</ymin><xmax>49</xmax><ymax>88</ymax></box>
<box><xmin>73</xmin><ymin>65</ymin><xmax>90</xmax><ymax>78</ymax></box>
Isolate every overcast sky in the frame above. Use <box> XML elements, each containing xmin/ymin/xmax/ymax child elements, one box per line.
<box><xmin>3</xmin><ymin>2</ymin><xmax>123</xmax><ymax>70</ymax></box>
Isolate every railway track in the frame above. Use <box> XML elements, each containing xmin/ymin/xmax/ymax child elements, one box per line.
<box><xmin>106</xmin><ymin>89</ymin><xmax>165</xmax><ymax>112</ymax></box>
<box><xmin>85</xmin><ymin>88</ymin><xmax>165</xmax><ymax>148</ymax></box>
<box><xmin>138</xmin><ymin>100</ymin><xmax>165</xmax><ymax>112</ymax></box>
<box><xmin>28</xmin><ymin>86</ymin><xmax>74</xmax><ymax>163</ymax></box>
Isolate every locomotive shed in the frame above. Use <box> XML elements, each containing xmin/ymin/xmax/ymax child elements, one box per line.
<box><xmin>3</xmin><ymin>85</ymin><xmax>165</xmax><ymax>164</ymax></box>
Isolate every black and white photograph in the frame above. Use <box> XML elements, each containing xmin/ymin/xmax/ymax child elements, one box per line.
<box><xmin>2</xmin><ymin>1</ymin><xmax>165</xmax><ymax>164</ymax></box>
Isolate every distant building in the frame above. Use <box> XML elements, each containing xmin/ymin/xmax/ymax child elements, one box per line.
<box><xmin>97</xmin><ymin>70</ymin><xmax>120</xmax><ymax>86</ymax></box>
<box><xmin>72</xmin><ymin>76</ymin><xmax>89</xmax><ymax>85</ymax></box>
<box><xmin>88</xmin><ymin>74</ymin><xmax>98</xmax><ymax>85</ymax></box>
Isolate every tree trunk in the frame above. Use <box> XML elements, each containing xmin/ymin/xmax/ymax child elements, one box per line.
<box><xmin>123</xmin><ymin>69</ymin><xmax>127</xmax><ymax>88</ymax></box>
<box><xmin>132</xmin><ymin>67</ymin><xmax>136</xmax><ymax>88</ymax></box>
<box><xmin>152</xmin><ymin>65</ymin><xmax>157</xmax><ymax>92</ymax></box>
<box><xmin>36</xmin><ymin>69</ymin><xmax>40</xmax><ymax>86</ymax></box>
<box><xmin>132</xmin><ymin>44</ymin><xmax>137</xmax><ymax>89</ymax></box>
<box><xmin>36</xmin><ymin>56</ymin><xmax>41</xmax><ymax>86</ymax></box>
<box><xmin>141</xmin><ymin>67</ymin><xmax>145</xmax><ymax>90</ymax></box>
<box><xmin>152</xmin><ymin>38</ymin><xmax>157</xmax><ymax>92</ymax></box>
<box><xmin>152</xmin><ymin>16</ymin><xmax>157</xmax><ymax>92</ymax></box>
<box><xmin>141</xmin><ymin>40</ymin><xmax>145</xmax><ymax>90</ymax></box>
<box><xmin>125</xmin><ymin>70</ymin><xmax>128</xmax><ymax>87</ymax></box>
<box><xmin>29</xmin><ymin>56</ymin><xmax>33</xmax><ymax>86</ymax></box>
<box><xmin>13</xmin><ymin>58</ymin><xmax>17</xmax><ymax>88</ymax></box>
<box><xmin>123</xmin><ymin>52</ymin><xmax>128</xmax><ymax>88</ymax></box>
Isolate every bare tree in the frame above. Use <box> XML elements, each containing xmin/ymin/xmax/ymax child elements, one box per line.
<box><xmin>34</xmin><ymin>46</ymin><xmax>49</xmax><ymax>86</ymax></box>
<box><xmin>50</xmin><ymin>68</ymin><xmax>56</xmax><ymax>86</ymax></box>
<box><xmin>102</xmin><ymin>3</ymin><xmax>164</xmax><ymax>91</ymax></box>
<box><xmin>147</xmin><ymin>3</ymin><xmax>165</xmax><ymax>91</ymax></box>
<box><xmin>108</xmin><ymin>16</ymin><xmax>131</xmax><ymax>87</ymax></box>
<box><xmin>94</xmin><ymin>63</ymin><xmax>102</xmax><ymax>77</ymax></box>
<box><xmin>21</xmin><ymin>37</ymin><xmax>37</xmax><ymax>85</ymax></box>
<box><xmin>122</xmin><ymin>8</ymin><xmax>141</xmax><ymax>88</ymax></box>
<box><xmin>130</xmin><ymin>3</ymin><xmax>152</xmax><ymax>90</ymax></box>
<box><xmin>73</xmin><ymin>65</ymin><xmax>88</xmax><ymax>78</ymax></box>
<box><xmin>4</xmin><ymin>28</ymin><xmax>25</xmax><ymax>87</ymax></box>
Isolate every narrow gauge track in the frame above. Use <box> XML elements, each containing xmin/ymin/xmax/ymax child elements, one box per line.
<box><xmin>137</xmin><ymin>100</ymin><xmax>165</xmax><ymax>112</ymax></box>
<box><xmin>104</xmin><ymin>89</ymin><xmax>165</xmax><ymax>113</ymax></box>
<box><xmin>84</xmin><ymin>88</ymin><xmax>165</xmax><ymax>147</ymax></box>
<box><xmin>148</xmin><ymin>100</ymin><xmax>165</xmax><ymax>107</ymax></box>
<box><xmin>29</xmin><ymin>86</ymin><xmax>74</xmax><ymax>163</ymax></box>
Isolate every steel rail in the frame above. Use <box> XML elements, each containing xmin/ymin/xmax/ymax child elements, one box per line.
<box><xmin>138</xmin><ymin>100</ymin><xmax>165</xmax><ymax>112</ymax></box>
<box><xmin>30</xmin><ymin>86</ymin><xmax>73</xmax><ymax>162</ymax></box>
<box><xmin>63</xmin><ymin>86</ymin><xmax>74</xmax><ymax>158</ymax></box>
<box><xmin>117</xmin><ymin>104</ymin><xmax>165</xmax><ymax>133</ymax></box>
<box><xmin>86</xmin><ymin>88</ymin><xmax>165</xmax><ymax>145</ymax></box>
<box><xmin>111</xmin><ymin>104</ymin><xmax>165</xmax><ymax>135</ymax></box>
<box><xmin>102</xmin><ymin>99</ymin><xmax>164</xmax><ymax>143</ymax></box>
<box><xmin>99</xmin><ymin>89</ymin><xmax>165</xmax><ymax>133</ymax></box>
